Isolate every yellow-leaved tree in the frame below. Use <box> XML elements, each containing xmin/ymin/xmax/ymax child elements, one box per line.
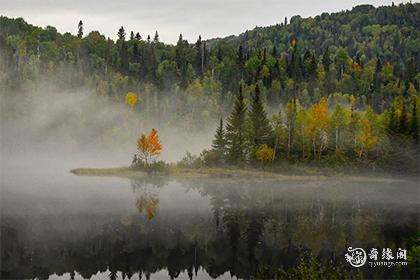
<box><xmin>308</xmin><ymin>98</ymin><xmax>330</xmax><ymax>160</ymax></box>
<box><xmin>125</xmin><ymin>91</ymin><xmax>139</xmax><ymax>110</ymax></box>
<box><xmin>255</xmin><ymin>144</ymin><xmax>275</xmax><ymax>165</ymax></box>
<box><xmin>137</xmin><ymin>129</ymin><xmax>162</xmax><ymax>166</ymax></box>
<box><xmin>355</xmin><ymin>118</ymin><xmax>378</xmax><ymax>158</ymax></box>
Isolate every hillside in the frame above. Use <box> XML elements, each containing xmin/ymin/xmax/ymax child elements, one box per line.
<box><xmin>0</xmin><ymin>3</ymin><xmax>419</xmax><ymax>136</ymax></box>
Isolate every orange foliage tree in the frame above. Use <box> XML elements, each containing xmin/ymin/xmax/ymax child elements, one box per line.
<box><xmin>137</xmin><ymin>129</ymin><xmax>162</xmax><ymax>166</ymax></box>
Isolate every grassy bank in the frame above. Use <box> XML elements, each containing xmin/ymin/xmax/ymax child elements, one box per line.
<box><xmin>70</xmin><ymin>165</ymin><xmax>404</xmax><ymax>183</ymax></box>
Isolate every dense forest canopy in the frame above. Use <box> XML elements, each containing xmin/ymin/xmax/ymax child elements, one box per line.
<box><xmin>1</xmin><ymin>3</ymin><xmax>418</xmax><ymax>107</ymax></box>
<box><xmin>0</xmin><ymin>2</ymin><xmax>419</xmax><ymax>169</ymax></box>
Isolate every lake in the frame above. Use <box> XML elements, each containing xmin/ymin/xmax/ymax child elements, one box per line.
<box><xmin>1</xmin><ymin>156</ymin><xmax>419</xmax><ymax>279</ymax></box>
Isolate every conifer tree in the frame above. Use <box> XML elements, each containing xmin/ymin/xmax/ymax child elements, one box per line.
<box><xmin>135</xmin><ymin>32</ymin><xmax>142</xmax><ymax>40</ymax></box>
<box><xmin>249</xmin><ymin>84</ymin><xmax>273</xmax><ymax>153</ymax></box>
<box><xmin>411</xmin><ymin>99</ymin><xmax>419</xmax><ymax>139</ymax></box>
<box><xmin>212</xmin><ymin>118</ymin><xmax>226</xmax><ymax>163</ymax></box>
<box><xmin>117</xmin><ymin>26</ymin><xmax>126</xmax><ymax>40</ymax></box>
<box><xmin>130</xmin><ymin>31</ymin><xmax>134</xmax><ymax>40</ymax></box>
<box><xmin>77</xmin><ymin>20</ymin><xmax>83</xmax><ymax>38</ymax></box>
<box><xmin>153</xmin><ymin>31</ymin><xmax>159</xmax><ymax>43</ymax></box>
<box><xmin>226</xmin><ymin>85</ymin><xmax>247</xmax><ymax>164</ymax></box>
<box><xmin>194</xmin><ymin>35</ymin><xmax>203</xmax><ymax>75</ymax></box>
<box><xmin>389</xmin><ymin>103</ymin><xmax>399</xmax><ymax>133</ymax></box>
<box><xmin>399</xmin><ymin>100</ymin><xmax>408</xmax><ymax>133</ymax></box>
<box><xmin>322</xmin><ymin>47</ymin><xmax>331</xmax><ymax>72</ymax></box>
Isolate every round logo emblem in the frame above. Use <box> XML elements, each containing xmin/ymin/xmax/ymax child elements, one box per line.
<box><xmin>345</xmin><ymin>247</ymin><xmax>367</xmax><ymax>267</ymax></box>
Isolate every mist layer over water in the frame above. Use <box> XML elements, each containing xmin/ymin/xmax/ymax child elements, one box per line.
<box><xmin>1</xmin><ymin>151</ymin><xmax>419</xmax><ymax>279</ymax></box>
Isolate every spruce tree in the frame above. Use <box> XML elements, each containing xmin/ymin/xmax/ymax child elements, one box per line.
<box><xmin>117</xmin><ymin>26</ymin><xmax>126</xmax><ymax>40</ymax></box>
<box><xmin>249</xmin><ymin>84</ymin><xmax>272</xmax><ymax>152</ymax></box>
<box><xmin>389</xmin><ymin>104</ymin><xmax>399</xmax><ymax>133</ymax></box>
<box><xmin>77</xmin><ymin>20</ymin><xmax>83</xmax><ymax>38</ymax></box>
<box><xmin>212</xmin><ymin>118</ymin><xmax>226</xmax><ymax>163</ymax></box>
<box><xmin>226</xmin><ymin>85</ymin><xmax>247</xmax><ymax>164</ymax></box>
<box><xmin>322</xmin><ymin>47</ymin><xmax>331</xmax><ymax>72</ymax></box>
<box><xmin>194</xmin><ymin>35</ymin><xmax>203</xmax><ymax>75</ymax></box>
<box><xmin>153</xmin><ymin>31</ymin><xmax>159</xmax><ymax>43</ymax></box>
<box><xmin>411</xmin><ymin>100</ymin><xmax>419</xmax><ymax>139</ymax></box>
<box><xmin>399</xmin><ymin>101</ymin><xmax>408</xmax><ymax>133</ymax></box>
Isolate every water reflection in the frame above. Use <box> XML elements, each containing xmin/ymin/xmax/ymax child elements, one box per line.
<box><xmin>132</xmin><ymin>177</ymin><xmax>168</xmax><ymax>220</ymax></box>
<box><xmin>1</xmin><ymin>176</ymin><xmax>418</xmax><ymax>279</ymax></box>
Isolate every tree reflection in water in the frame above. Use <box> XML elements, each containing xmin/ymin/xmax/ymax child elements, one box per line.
<box><xmin>1</xmin><ymin>177</ymin><xmax>418</xmax><ymax>279</ymax></box>
<box><xmin>131</xmin><ymin>177</ymin><xmax>167</xmax><ymax>220</ymax></box>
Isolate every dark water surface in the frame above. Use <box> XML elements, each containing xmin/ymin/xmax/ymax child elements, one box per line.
<box><xmin>1</xmin><ymin>157</ymin><xmax>419</xmax><ymax>279</ymax></box>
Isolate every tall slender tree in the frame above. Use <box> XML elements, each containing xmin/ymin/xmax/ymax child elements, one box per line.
<box><xmin>226</xmin><ymin>85</ymin><xmax>247</xmax><ymax>164</ymax></box>
<box><xmin>77</xmin><ymin>20</ymin><xmax>83</xmax><ymax>38</ymax></box>
<box><xmin>248</xmin><ymin>84</ymin><xmax>273</xmax><ymax>153</ymax></box>
<box><xmin>212</xmin><ymin>118</ymin><xmax>226</xmax><ymax>164</ymax></box>
<box><xmin>411</xmin><ymin>99</ymin><xmax>419</xmax><ymax>139</ymax></box>
<box><xmin>399</xmin><ymin>100</ymin><xmax>408</xmax><ymax>133</ymax></box>
<box><xmin>153</xmin><ymin>31</ymin><xmax>159</xmax><ymax>43</ymax></box>
<box><xmin>117</xmin><ymin>26</ymin><xmax>126</xmax><ymax>40</ymax></box>
<box><xmin>322</xmin><ymin>47</ymin><xmax>331</xmax><ymax>72</ymax></box>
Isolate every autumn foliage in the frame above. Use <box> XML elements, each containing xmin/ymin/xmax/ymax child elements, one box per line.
<box><xmin>136</xmin><ymin>194</ymin><xmax>159</xmax><ymax>220</ymax></box>
<box><xmin>125</xmin><ymin>91</ymin><xmax>139</xmax><ymax>109</ymax></box>
<box><xmin>137</xmin><ymin>129</ymin><xmax>162</xmax><ymax>166</ymax></box>
<box><xmin>255</xmin><ymin>144</ymin><xmax>275</xmax><ymax>164</ymax></box>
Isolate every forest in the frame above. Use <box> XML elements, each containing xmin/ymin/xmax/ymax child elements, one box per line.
<box><xmin>0</xmin><ymin>2</ymin><xmax>419</xmax><ymax>172</ymax></box>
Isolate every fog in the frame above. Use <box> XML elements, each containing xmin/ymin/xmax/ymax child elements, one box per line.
<box><xmin>0</xmin><ymin>58</ymin><xmax>419</xmax><ymax>280</ymax></box>
<box><xmin>0</xmin><ymin>79</ymin><xmax>215</xmax><ymax>170</ymax></box>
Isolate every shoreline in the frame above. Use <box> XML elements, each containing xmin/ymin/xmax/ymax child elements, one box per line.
<box><xmin>70</xmin><ymin>166</ymin><xmax>405</xmax><ymax>183</ymax></box>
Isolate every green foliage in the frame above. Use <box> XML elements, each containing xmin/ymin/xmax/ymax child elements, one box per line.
<box><xmin>1</xmin><ymin>3</ymin><xmax>419</xmax><ymax>170</ymax></box>
<box><xmin>248</xmin><ymin>84</ymin><xmax>273</xmax><ymax>153</ymax></box>
<box><xmin>131</xmin><ymin>159</ymin><xmax>169</xmax><ymax>174</ymax></box>
<box><xmin>225</xmin><ymin>85</ymin><xmax>247</xmax><ymax>165</ymax></box>
<box><xmin>211</xmin><ymin>118</ymin><xmax>227</xmax><ymax>164</ymax></box>
<box><xmin>177</xmin><ymin>152</ymin><xmax>203</xmax><ymax>168</ymax></box>
<box><xmin>2</xmin><ymin>3</ymin><xmax>419</xmax><ymax>114</ymax></box>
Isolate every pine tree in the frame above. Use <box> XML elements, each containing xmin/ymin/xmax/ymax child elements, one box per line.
<box><xmin>399</xmin><ymin>100</ymin><xmax>408</xmax><ymax>134</ymax></box>
<box><xmin>249</xmin><ymin>84</ymin><xmax>273</xmax><ymax>153</ymax></box>
<box><xmin>303</xmin><ymin>50</ymin><xmax>317</xmax><ymax>80</ymax></box>
<box><xmin>153</xmin><ymin>31</ymin><xmax>159</xmax><ymax>43</ymax></box>
<box><xmin>77</xmin><ymin>20</ymin><xmax>83</xmax><ymax>38</ymax></box>
<box><xmin>135</xmin><ymin>32</ymin><xmax>142</xmax><ymax>40</ymax></box>
<box><xmin>389</xmin><ymin>103</ymin><xmax>399</xmax><ymax>133</ymax></box>
<box><xmin>212</xmin><ymin>118</ymin><xmax>226</xmax><ymax>163</ymax></box>
<box><xmin>226</xmin><ymin>85</ymin><xmax>247</xmax><ymax>164</ymax></box>
<box><xmin>411</xmin><ymin>99</ymin><xmax>419</xmax><ymax>139</ymax></box>
<box><xmin>194</xmin><ymin>35</ymin><xmax>203</xmax><ymax>75</ymax></box>
<box><xmin>272</xmin><ymin>46</ymin><xmax>277</xmax><ymax>58</ymax></box>
<box><xmin>117</xmin><ymin>26</ymin><xmax>126</xmax><ymax>40</ymax></box>
<box><xmin>130</xmin><ymin>31</ymin><xmax>134</xmax><ymax>40</ymax></box>
<box><xmin>322</xmin><ymin>47</ymin><xmax>331</xmax><ymax>72</ymax></box>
